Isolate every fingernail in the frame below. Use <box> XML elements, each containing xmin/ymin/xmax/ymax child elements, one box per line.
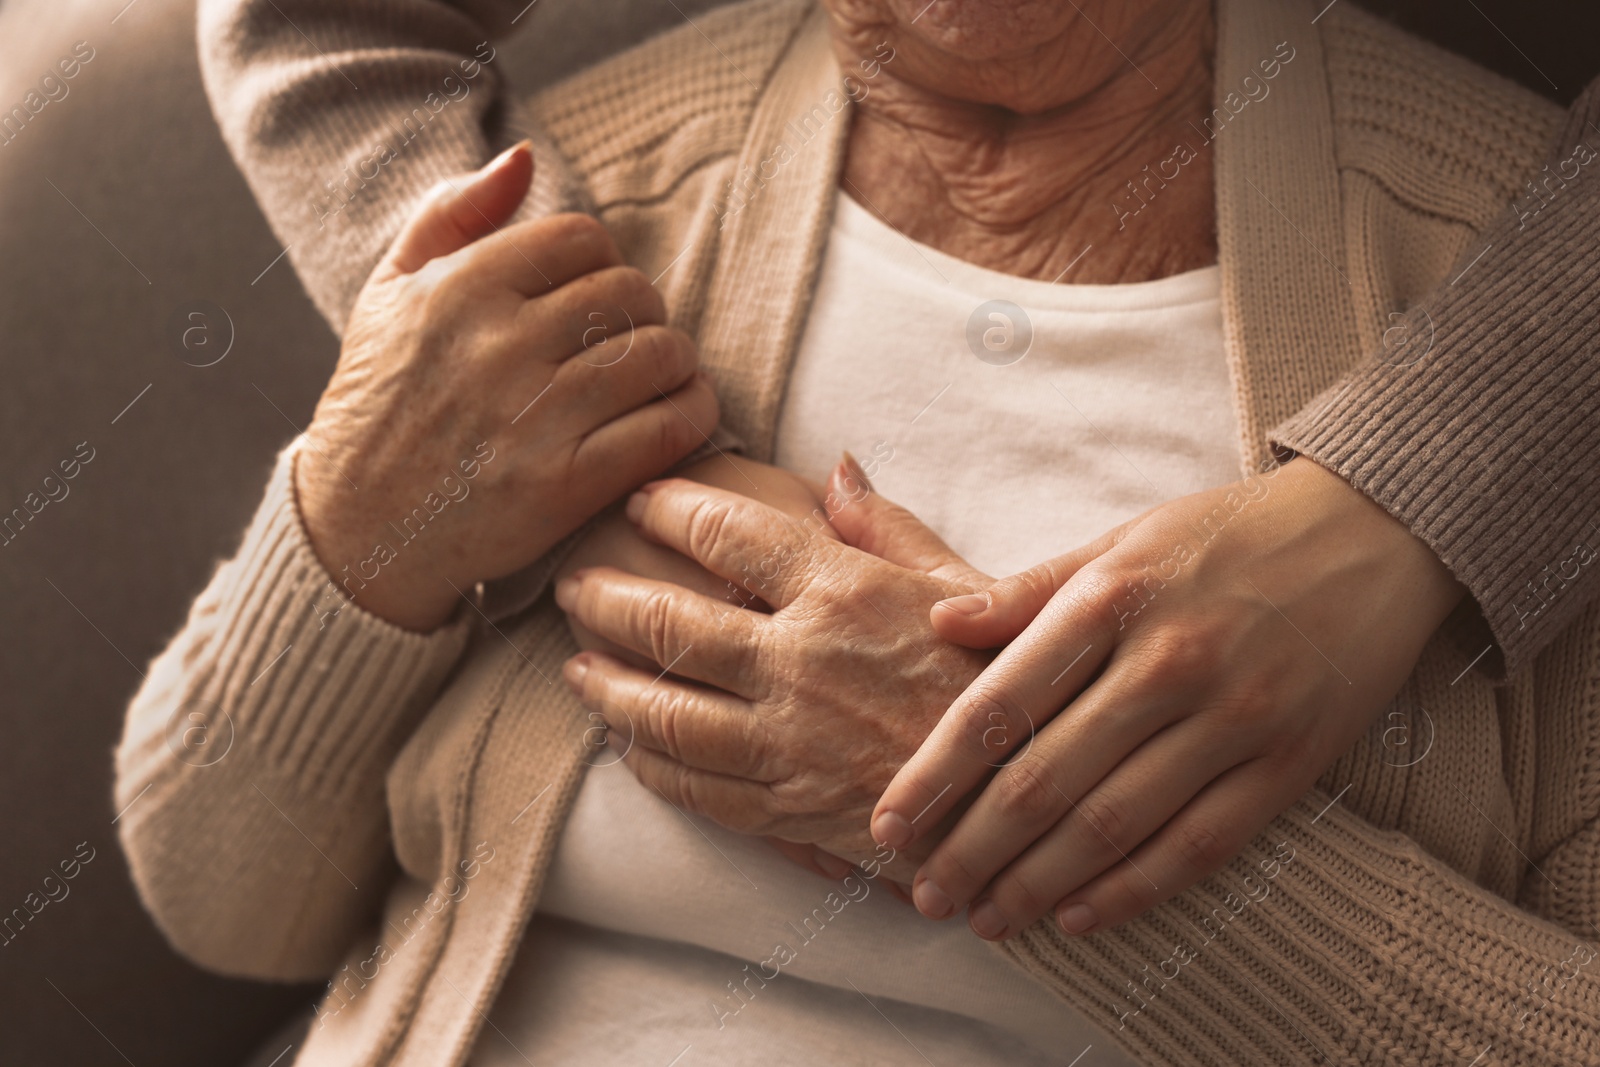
<box><xmin>913</xmin><ymin>878</ymin><xmax>955</xmax><ymax>920</ymax></box>
<box><xmin>969</xmin><ymin>900</ymin><xmax>1009</xmax><ymax>940</ymax></box>
<box><xmin>563</xmin><ymin>655</ymin><xmax>589</xmax><ymax>689</ymax></box>
<box><xmin>554</xmin><ymin>576</ymin><xmax>580</xmax><ymax>611</ymax></box>
<box><xmin>871</xmin><ymin>810</ymin><xmax>912</xmax><ymax>850</ymax></box>
<box><xmin>840</xmin><ymin>451</ymin><xmax>873</xmax><ymax>492</ymax></box>
<box><xmin>488</xmin><ymin>139</ymin><xmax>530</xmax><ymax>170</ymax></box>
<box><xmin>816</xmin><ymin>853</ymin><xmax>853</xmax><ymax>880</ymax></box>
<box><xmin>1057</xmin><ymin>902</ymin><xmax>1098</xmax><ymax>935</ymax></box>
<box><xmin>625</xmin><ymin>491</ymin><xmax>650</xmax><ymax>523</ymax></box>
<box><xmin>936</xmin><ymin>593</ymin><xmax>991</xmax><ymax>616</ymax></box>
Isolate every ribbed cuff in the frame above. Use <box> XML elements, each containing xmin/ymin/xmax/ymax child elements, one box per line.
<box><xmin>1272</xmin><ymin>81</ymin><xmax>1600</xmax><ymax>679</ymax></box>
<box><xmin>212</xmin><ymin>440</ymin><xmax>473</xmax><ymax>795</ymax></box>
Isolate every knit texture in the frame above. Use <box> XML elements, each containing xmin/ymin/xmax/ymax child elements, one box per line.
<box><xmin>116</xmin><ymin>1</ymin><xmax>1600</xmax><ymax>1065</ymax></box>
<box><xmin>1273</xmin><ymin>67</ymin><xmax>1600</xmax><ymax>677</ymax></box>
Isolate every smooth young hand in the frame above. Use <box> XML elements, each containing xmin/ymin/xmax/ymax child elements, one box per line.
<box><xmin>872</xmin><ymin>457</ymin><xmax>1466</xmax><ymax>941</ymax></box>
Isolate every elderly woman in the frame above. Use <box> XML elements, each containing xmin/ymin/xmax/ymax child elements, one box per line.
<box><xmin>118</xmin><ymin>0</ymin><xmax>1600</xmax><ymax>1064</ymax></box>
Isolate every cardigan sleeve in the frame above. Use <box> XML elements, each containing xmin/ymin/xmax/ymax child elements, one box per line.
<box><xmin>113</xmin><ymin>443</ymin><xmax>472</xmax><ymax>980</ymax></box>
<box><xmin>196</xmin><ymin>0</ymin><xmax>580</xmax><ymax>334</ymax></box>
<box><xmin>1273</xmin><ymin>77</ymin><xmax>1600</xmax><ymax>680</ymax></box>
<box><xmin>1004</xmin><ymin>786</ymin><xmax>1600</xmax><ymax>1066</ymax></box>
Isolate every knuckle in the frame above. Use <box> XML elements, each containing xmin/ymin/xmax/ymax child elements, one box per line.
<box><xmin>991</xmin><ymin>756</ymin><xmax>1060</xmax><ymax>823</ymax></box>
<box><xmin>926</xmin><ymin>846</ymin><xmax>988</xmax><ymax>898</ymax></box>
<box><xmin>541</xmin><ymin>211</ymin><xmax>617</xmax><ymax>258</ymax></box>
<box><xmin>643</xmin><ymin>395</ymin><xmax>700</xmax><ymax>463</ymax></box>
<box><xmin>684</xmin><ymin>497</ymin><xmax>736</xmax><ymax>569</ymax></box>
<box><xmin>1204</xmin><ymin>673</ymin><xmax>1278</xmax><ymax>731</ymax></box>
<box><xmin>652</xmin><ymin>402</ymin><xmax>698</xmax><ymax>464</ymax></box>
<box><xmin>991</xmin><ymin>869</ymin><xmax>1054</xmax><ymax>924</ymax></box>
<box><xmin>644</xmin><ymin>686</ymin><xmax>690</xmax><ymax>762</ymax></box>
<box><xmin>631</xmin><ymin>324</ymin><xmax>692</xmax><ymax>378</ymax></box>
<box><xmin>1172</xmin><ymin>819</ymin><xmax>1229</xmax><ymax>875</ymax></box>
<box><xmin>605</xmin><ymin>266</ymin><xmax>666</xmax><ymax>321</ymax></box>
<box><xmin>1131</xmin><ymin>624</ymin><xmax>1213</xmax><ymax>686</ymax></box>
<box><xmin>1096</xmin><ymin>869</ymin><xmax>1156</xmax><ymax>921</ymax></box>
<box><xmin>1070</xmin><ymin>560</ymin><xmax>1127</xmax><ymax>607</ymax></box>
<box><xmin>956</xmin><ymin>686</ymin><xmax>1031</xmax><ymax>764</ymax></box>
<box><xmin>1075</xmin><ymin>788</ymin><xmax>1131</xmax><ymax>847</ymax></box>
<box><xmin>637</xmin><ymin>587</ymin><xmax>683</xmax><ymax>667</ymax></box>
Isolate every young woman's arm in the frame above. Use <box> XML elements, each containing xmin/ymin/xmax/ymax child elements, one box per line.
<box><xmin>1272</xmin><ymin>76</ymin><xmax>1600</xmax><ymax>678</ymax></box>
<box><xmin>196</xmin><ymin>0</ymin><xmax>574</xmax><ymax>333</ymax></box>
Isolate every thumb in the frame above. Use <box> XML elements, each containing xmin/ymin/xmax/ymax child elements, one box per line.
<box><xmin>827</xmin><ymin>454</ymin><xmax>988</xmax><ymax>588</ymax></box>
<box><xmin>381</xmin><ymin>140</ymin><xmax>534</xmax><ymax>276</ymax></box>
<box><xmin>931</xmin><ymin>526</ymin><xmax>1125</xmax><ymax>649</ymax></box>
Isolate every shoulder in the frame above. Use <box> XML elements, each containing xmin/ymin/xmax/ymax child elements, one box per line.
<box><xmin>1320</xmin><ymin>4</ymin><xmax>1563</xmax><ymax>227</ymax></box>
<box><xmin>527</xmin><ymin>0</ymin><xmax>816</xmax><ymax>209</ymax></box>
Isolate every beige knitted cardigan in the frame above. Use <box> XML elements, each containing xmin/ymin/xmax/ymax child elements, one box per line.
<box><xmin>118</xmin><ymin>1</ymin><xmax>1600</xmax><ymax>1064</ymax></box>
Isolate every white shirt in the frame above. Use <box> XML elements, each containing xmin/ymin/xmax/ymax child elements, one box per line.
<box><xmin>473</xmin><ymin>192</ymin><xmax>1239</xmax><ymax>1067</ymax></box>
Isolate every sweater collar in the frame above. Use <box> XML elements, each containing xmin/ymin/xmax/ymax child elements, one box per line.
<box><xmin>697</xmin><ymin>3</ymin><xmax>851</xmax><ymax>462</ymax></box>
<box><xmin>1211</xmin><ymin>0</ymin><xmax>1364</xmax><ymax>470</ymax></box>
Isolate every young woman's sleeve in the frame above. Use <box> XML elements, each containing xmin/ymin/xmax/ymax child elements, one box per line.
<box><xmin>114</xmin><ymin>443</ymin><xmax>472</xmax><ymax>979</ymax></box>
<box><xmin>196</xmin><ymin>0</ymin><xmax>579</xmax><ymax>334</ymax></box>
<box><xmin>1273</xmin><ymin>77</ymin><xmax>1600</xmax><ymax>679</ymax></box>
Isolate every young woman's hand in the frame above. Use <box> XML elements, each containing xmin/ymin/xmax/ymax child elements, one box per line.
<box><xmin>297</xmin><ymin>142</ymin><xmax>718</xmax><ymax>631</ymax></box>
<box><xmin>555</xmin><ymin>461</ymin><xmax>992</xmax><ymax>882</ymax></box>
<box><xmin>871</xmin><ymin>457</ymin><xmax>1466</xmax><ymax>940</ymax></box>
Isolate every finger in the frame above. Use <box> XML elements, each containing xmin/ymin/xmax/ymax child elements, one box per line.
<box><xmin>826</xmin><ymin>456</ymin><xmax>989</xmax><ymax>588</ymax></box>
<box><xmin>622</xmin><ymin>744</ymin><xmax>775</xmax><ymax>837</ymax></box>
<box><xmin>565</xmin><ymin>652</ymin><xmax>771</xmax><ymax>779</ymax></box>
<box><xmin>930</xmin><ymin>527</ymin><xmax>1124</xmax><ymax>648</ymax></box>
<box><xmin>871</xmin><ymin>570</ymin><xmax>1123</xmax><ymax>851</ymax></box>
<box><xmin>882</xmin><ymin>879</ymin><xmax>915</xmax><ymax>907</ymax></box>
<box><xmin>765</xmin><ymin>837</ymin><xmax>856</xmax><ymax>881</ymax></box>
<box><xmin>526</xmin><ymin>264</ymin><xmax>668</xmax><ymax>358</ymax></box>
<box><xmin>550</xmin><ymin>325</ymin><xmax>700</xmax><ymax>425</ymax></box>
<box><xmin>954</xmin><ymin>725</ymin><xmax>1250</xmax><ymax>941</ymax></box>
<box><xmin>554</xmin><ymin>566</ymin><xmax>765</xmax><ymax>696</ymax></box>
<box><xmin>570</xmin><ymin>373</ymin><xmax>720</xmax><ymax>496</ymax></box>
<box><xmin>381</xmin><ymin>141</ymin><xmax>534</xmax><ymax>276</ymax></box>
<box><xmin>899</xmin><ymin>670</ymin><xmax>1181</xmax><ymax>919</ymax></box>
<box><xmin>622</xmin><ymin>478</ymin><xmax>834</xmax><ymax>610</ymax></box>
<box><xmin>463</xmin><ymin>210</ymin><xmax>624</xmax><ymax>298</ymax></box>
<box><xmin>1051</xmin><ymin>760</ymin><xmax>1284</xmax><ymax>936</ymax></box>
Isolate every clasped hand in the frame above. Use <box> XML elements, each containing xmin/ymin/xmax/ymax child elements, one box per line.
<box><xmin>558</xmin><ymin>449</ymin><xmax>1464</xmax><ymax>944</ymax></box>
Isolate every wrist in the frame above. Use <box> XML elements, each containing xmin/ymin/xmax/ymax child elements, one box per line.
<box><xmin>1281</xmin><ymin>456</ymin><xmax>1465</xmax><ymax>625</ymax></box>
<box><xmin>293</xmin><ymin>449</ymin><xmax>462</xmax><ymax>633</ymax></box>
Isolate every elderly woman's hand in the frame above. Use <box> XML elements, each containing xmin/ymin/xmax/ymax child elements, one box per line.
<box><xmin>555</xmin><ymin>461</ymin><xmax>992</xmax><ymax>880</ymax></box>
<box><xmin>872</xmin><ymin>456</ymin><xmax>1466</xmax><ymax>940</ymax></box>
<box><xmin>297</xmin><ymin>142</ymin><xmax>718</xmax><ymax>631</ymax></box>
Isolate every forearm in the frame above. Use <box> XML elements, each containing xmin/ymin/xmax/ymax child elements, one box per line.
<box><xmin>197</xmin><ymin>0</ymin><xmax>575</xmax><ymax>332</ymax></box>
<box><xmin>115</xmin><ymin>442</ymin><xmax>471</xmax><ymax>979</ymax></box>
<box><xmin>1273</xmin><ymin>77</ymin><xmax>1600</xmax><ymax>678</ymax></box>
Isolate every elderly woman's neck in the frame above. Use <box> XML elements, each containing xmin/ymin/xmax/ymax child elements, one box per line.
<box><xmin>833</xmin><ymin>6</ymin><xmax>1218</xmax><ymax>285</ymax></box>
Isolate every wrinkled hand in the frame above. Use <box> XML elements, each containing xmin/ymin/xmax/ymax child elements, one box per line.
<box><xmin>555</xmin><ymin>459</ymin><xmax>992</xmax><ymax>880</ymax></box>
<box><xmin>299</xmin><ymin>142</ymin><xmax>717</xmax><ymax>631</ymax></box>
<box><xmin>872</xmin><ymin>456</ymin><xmax>1465</xmax><ymax>941</ymax></box>
<box><xmin>556</xmin><ymin>454</ymin><xmax>836</xmax><ymax>664</ymax></box>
